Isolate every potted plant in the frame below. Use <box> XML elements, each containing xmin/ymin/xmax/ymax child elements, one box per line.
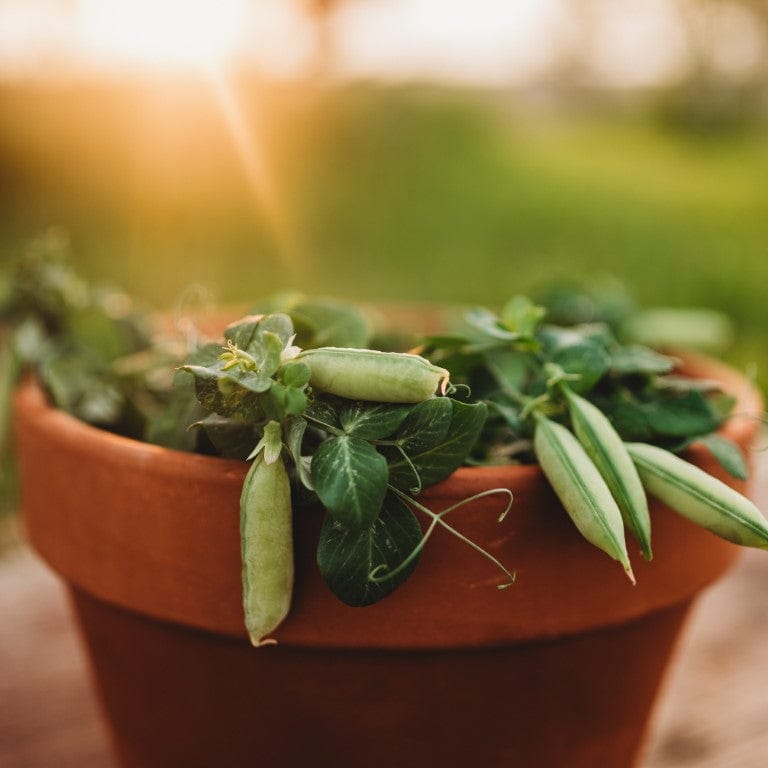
<box><xmin>4</xmin><ymin>246</ymin><xmax>766</xmax><ymax>768</ymax></box>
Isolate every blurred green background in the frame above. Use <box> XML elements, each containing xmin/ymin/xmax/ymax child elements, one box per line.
<box><xmin>1</xmin><ymin>1</ymin><xmax>767</xmax><ymax>379</ymax></box>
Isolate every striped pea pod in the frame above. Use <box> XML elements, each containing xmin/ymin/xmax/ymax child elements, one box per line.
<box><xmin>564</xmin><ymin>387</ymin><xmax>652</xmax><ymax>560</ymax></box>
<box><xmin>240</xmin><ymin>452</ymin><xmax>294</xmax><ymax>646</ymax></box>
<box><xmin>297</xmin><ymin>347</ymin><xmax>450</xmax><ymax>403</ymax></box>
<box><xmin>626</xmin><ymin>442</ymin><xmax>768</xmax><ymax>549</ymax></box>
<box><xmin>534</xmin><ymin>413</ymin><xmax>635</xmax><ymax>582</ymax></box>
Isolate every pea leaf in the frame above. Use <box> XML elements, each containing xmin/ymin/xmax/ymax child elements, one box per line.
<box><xmin>339</xmin><ymin>401</ymin><xmax>413</xmax><ymax>440</ymax></box>
<box><xmin>311</xmin><ymin>435</ymin><xmax>388</xmax><ymax>529</ymax></box>
<box><xmin>465</xmin><ymin>307</ymin><xmax>521</xmax><ymax>341</ymax></box>
<box><xmin>194</xmin><ymin>413</ymin><xmax>260</xmax><ymax>459</ymax></box>
<box><xmin>290</xmin><ymin>300</ymin><xmax>371</xmax><ymax>348</ymax></box>
<box><xmin>699</xmin><ymin>434</ymin><xmax>749</xmax><ymax>480</ymax></box>
<box><xmin>182</xmin><ymin>365</ymin><xmax>265</xmax><ymax>421</ymax></box>
<box><xmin>258</xmin><ymin>314</ymin><xmax>295</xmax><ymax>346</ymax></box>
<box><xmin>252</xmin><ymin>294</ymin><xmax>371</xmax><ymax>348</ymax></box>
<box><xmin>305</xmin><ymin>397</ymin><xmax>341</xmax><ymax>431</ymax></box>
<box><xmin>499</xmin><ymin>295</ymin><xmax>546</xmax><ymax>337</ymax></box>
<box><xmin>550</xmin><ymin>341</ymin><xmax>608</xmax><ymax>394</ymax></box>
<box><xmin>609</xmin><ymin>346</ymin><xmax>676</xmax><ymax>375</ymax></box>
<box><xmin>281</xmin><ymin>362</ymin><xmax>311</xmax><ymax>389</ymax></box>
<box><xmin>489</xmin><ymin>400</ymin><xmax>523</xmax><ymax>432</ymax></box>
<box><xmin>261</xmin><ymin>382</ymin><xmax>308</xmax><ymax>420</ymax></box>
<box><xmin>316</xmin><ymin>493</ymin><xmax>422</xmax><ymax>606</ymax></box>
<box><xmin>642</xmin><ymin>391</ymin><xmax>721</xmax><ymax>437</ymax></box>
<box><xmin>605</xmin><ymin>401</ymin><xmax>654</xmax><ymax>442</ymax></box>
<box><xmin>40</xmin><ymin>353</ymin><xmax>124</xmax><ymax>425</ymax></box>
<box><xmin>224</xmin><ymin>313</ymin><xmax>294</xmax><ymax>353</ymax></box>
<box><xmin>395</xmin><ymin>397</ymin><xmax>452</xmax><ymax>453</ymax></box>
<box><xmin>224</xmin><ymin>316</ymin><xmax>262</xmax><ymax>353</ymax></box>
<box><xmin>388</xmin><ymin>400</ymin><xmax>487</xmax><ymax>490</ymax></box>
<box><xmin>483</xmin><ymin>349</ymin><xmax>528</xmax><ymax>393</ymax></box>
<box><xmin>285</xmin><ymin>417</ymin><xmax>313</xmax><ymax>490</ymax></box>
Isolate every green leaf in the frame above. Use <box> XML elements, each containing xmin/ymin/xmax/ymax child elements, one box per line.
<box><xmin>395</xmin><ymin>397</ymin><xmax>452</xmax><ymax>453</ymax></box>
<box><xmin>291</xmin><ymin>300</ymin><xmax>371</xmax><ymax>348</ymax></box>
<box><xmin>388</xmin><ymin>400</ymin><xmax>487</xmax><ymax>490</ymax></box>
<box><xmin>606</xmin><ymin>401</ymin><xmax>654</xmax><ymax>442</ymax></box>
<box><xmin>253</xmin><ymin>331</ymin><xmax>283</xmax><ymax>379</ymax></box>
<box><xmin>285</xmin><ymin>417</ymin><xmax>313</xmax><ymax>490</ymax></box>
<box><xmin>305</xmin><ymin>397</ymin><xmax>341</xmax><ymax>431</ymax></box>
<box><xmin>261</xmin><ymin>382</ymin><xmax>307</xmax><ymax>421</ymax></box>
<box><xmin>317</xmin><ymin>493</ymin><xmax>423</xmax><ymax>606</ymax></box>
<box><xmin>257</xmin><ymin>313</ymin><xmax>295</xmax><ymax>346</ymax></box>
<box><xmin>67</xmin><ymin>305</ymin><xmax>137</xmax><ymax>362</ymax></box>
<box><xmin>251</xmin><ymin>295</ymin><xmax>371</xmax><ymax>348</ymax></box>
<box><xmin>224</xmin><ymin>316</ymin><xmax>262</xmax><ymax>353</ymax></box>
<box><xmin>488</xmin><ymin>401</ymin><xmax>523</xmax><ymax>432</ymax></box>
<box><xmin>500</xmin><ymin>295</ymin><xmax>546</xmax><ymax>336</ymax></box>
<box><xmin>224</xmin><ymin>313</ymin><xmax>294</xmax><ymax>353</ymax></box>
<box><xmin>549</xmin><ymin>339</ymin><xmax>608</xmax><ymax>394</ymax></box>
<box><xmin>194</xmin><ymin>414</ymin><xmax>260</xmax><ymax>459</ymax></box>
<box><xmin>40</xmin><ymin>353</ymin><xmax>124</xmax><ymax>425</ymax></box>
<box><xmin>700</xmin><ymin>434</ymin><xmax>749</xmax><ymax>481</ymax></box>
<box><xmin>483</xmin><ymin>349</ymin><xmax>528</xmax><ymax>393</ymax></box>
<box><xmin>465</xmin><ymin>307</ymin><xmax>520</xmax><ymax>341</ymax></box>
<box><xmin>643</xmin><ymin>391</ymin><xmax>721</xmax><ymax>437</ymax></box>
<box><xmin>339</xmin><ymin>401</ymin><xmax>413</xmax><ymax>440</ymax></box>
<box><xmin>609</xmin><ymin>345</ymin><xmax>676</xmax><ymax>375</ymax></box>
<box><xmin>311</xmin><ymin>435</ymin><xmax>389</xmax><ymax>529</ymax></box>
<box><xmin>281</xmin><ymin>362</ymin><xmax>311</xmax><ymax>389</ymax></box>
<box><xmin>183</xmin><ymin>365</ymin><xmax>264</xmax><ymax>421</ymax></box>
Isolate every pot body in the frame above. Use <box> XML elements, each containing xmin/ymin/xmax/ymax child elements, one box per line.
<box><xmin>15</xmin><ymin>353</ymin><xmax>763</xmax><ymax>768</ymax></box>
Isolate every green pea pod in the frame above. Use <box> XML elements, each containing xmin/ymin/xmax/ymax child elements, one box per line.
<box><xmin>626</xmin><ymin>442</ymin><xmax>768</xmax><ymax>549</ymax></box>
<box><xmin>534</xmin><ymin>413</ymin><xmax>634</xmax><ymax>582</ymax></box>
<box><xmin>297</xmin><ymin>347</ymin><xmax>449</xmax><ymax>403</ymax></box>
<box><xmin>564</xmin><ymin>387</ymin><xmax>652</xmax><ymax>560</ymax></box>
<box><xmin>240</xmin><ymin>452</ymin><xmax>294</xmax><ymax>646</ymax></box>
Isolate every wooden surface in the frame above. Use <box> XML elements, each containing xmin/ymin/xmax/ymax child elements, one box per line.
<box><xmin>1</xmin><ymin>455</ymin><xmax>767</xmax><ymax>768</ymax></box>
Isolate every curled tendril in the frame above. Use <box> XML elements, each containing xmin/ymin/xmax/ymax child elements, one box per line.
<box><xmin>369</xmin><ymin>486</ymin><xmax>515</xmax><ymax>590</ymax></box>
<box><xmin>394</xmin><ymin>444</ymin><xmax>423</xmax><ymax>496</ymax></box>
<box><xmin>446</xmin><ymin>382</ymin><xmax>472</xmax><ymax>398</ymax></box>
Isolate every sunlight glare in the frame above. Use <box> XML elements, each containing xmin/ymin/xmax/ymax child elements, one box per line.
<box><xmin>208</xmin><ymin>68</ymin><xmax>302</xmax><ymax>276</ymax></box>
<box><xmin>77</xmin><ymin>0</ymin><xmax>248</xmax><ymax>70</ymax></box>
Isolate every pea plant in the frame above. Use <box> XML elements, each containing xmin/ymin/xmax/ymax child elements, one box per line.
<box><xmin>2</xmin><ymin>247</ymin><xmax>768</xmax><ymax>647</ymax></box>
<box><xmin>420</xmin><ymin>296</ymin><xmax>768</xmax><ymax>581</ymax></box>
<box><xmin>176</xmin><ymin>312</ymin><xmax>513</xmax><ymax>644</ymax></box>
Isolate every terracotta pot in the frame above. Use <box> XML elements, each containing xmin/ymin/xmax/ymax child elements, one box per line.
<box><xmin>15</xmin><ymin>353</ymin><xmax>762</xmax><ymax>768</ymax></box>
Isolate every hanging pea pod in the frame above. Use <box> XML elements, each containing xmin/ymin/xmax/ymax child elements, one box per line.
<box><xmin>240</xmin><ymin>450</ymin><xmax>294</xmax><ymax>646</ymax></box>
<box><xmin>533</xmin><ymin>412</ymin><xmax>635</xmax><ymax>582</ymax></box>
<box><xmin>563</xmin><ymin>386</ymin><xmax>652</xmax><ymax>560</ymax></box>
<box><xmin>297</xmin><ymin>347</ymin><xmax>450</xmax><ymax>403</ymax></box>
<box><xmin>626</xmin><ymin>442</ymin><xmax>768</xmax><ymax>549</ymax></box>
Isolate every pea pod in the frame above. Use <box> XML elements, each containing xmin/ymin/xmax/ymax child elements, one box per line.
<box><xmin>626</xmin><ymin>442</ymin><xmax>768</xmax><ymax>549</ymax></box>
<box><xmin>240</xmin><ymin>452</ymin><xmax>294</xmax><ymax>646</ymax></box>
<box><xmin>534</xmin><ymin>412</ymin><xmax>634</xmax><ymax>582</ymax></box>
<box><xmin>297</xmin><ymin>347</ymin><xmax>449</xmax><ymax>403</ymax></box>
<box><xmin>564</xmin><ymin>387</ymin><xmax>652</xmax><ymax>560</ymax></box>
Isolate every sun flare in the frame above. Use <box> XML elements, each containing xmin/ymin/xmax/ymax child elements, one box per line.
<box><xmin>76</xmin><ymin>0</ymin><xmax>248</xmax><ymax>70</ymax></box>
